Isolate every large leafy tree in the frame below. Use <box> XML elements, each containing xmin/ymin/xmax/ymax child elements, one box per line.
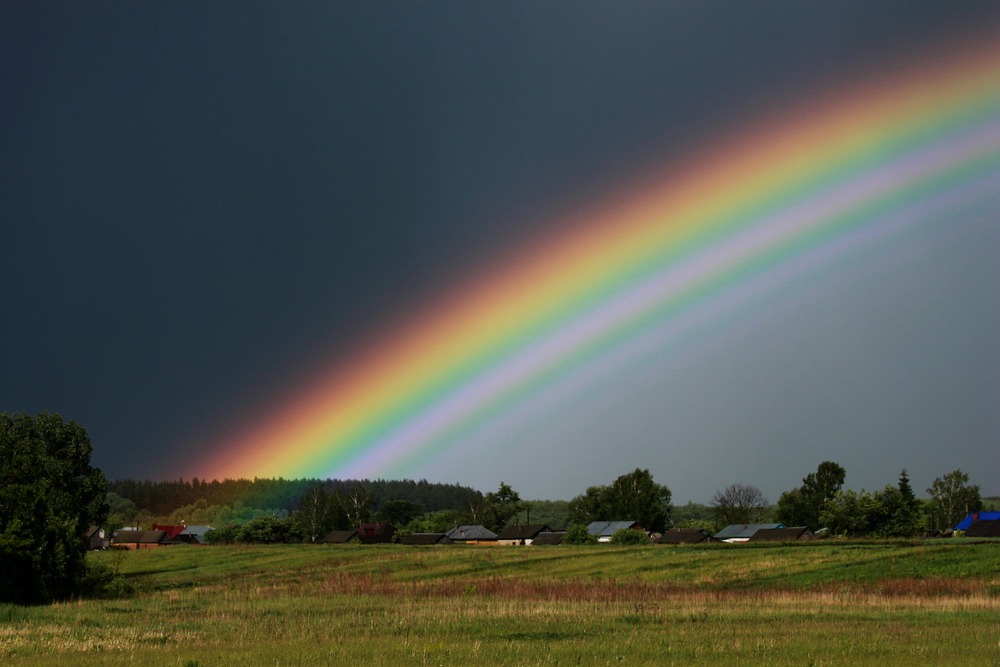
<box><xmin>568</xmin><ymin>469</ymin><xmax>672</xmax><ymax>532</ymax></box>
<box><xmin>775</xmin><ymin>461</ymin><xmax>845</xmax><ymax>531</ymax></box>
<box><xmin>483</xmin><ymin>482</ymin><xmax>524</xmax><ymax>532</ymax></box>
<box><xmin>927</xmin><ymin>469</ymin><xmax>981</xmax><ymax>531</ymax></box>
<box><xmin>0</xmin><ymin>413</ymin><xmax>107</xmax><ymax>603</ymax></box>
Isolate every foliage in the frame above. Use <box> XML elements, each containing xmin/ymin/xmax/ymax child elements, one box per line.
<box><xmin>926</xmin><ymin>469</ymin><xmax>981</xmax><ymax>531</ymax></box>
<box><xmin>568</xmin><ymin>469</ymin><xmax>672</xmax><ymax>532</ymax></box>
<box><xmin>0</xmin><ymin>412</ymin><xmax>108</xmax><ymax>604</ymax></box>
<box><xmin>209</xmin><ymin>516</ymin><xmax>303</xmax><ymax>544</ymax></box>
<box><xmin>519</xmin><ymin>500</ymin><xmax>565</xmax><ymax>530</ymax></box>
<box><xmin>106</xmin><ymin>477</ymin><xmax>483</xmax><ymax>521</ymax></box>
<box><xmin>397</xmin><ymin>510</ymin><xmax>468</xmax><ymax>537</ymax></box>
<box><xmin>711</xmin><ymin>483</ymin><xmax>769</xmax><ymax>528</ymax></box>
<box><xmin>483</xmin><ymin>482</ymin><xmax>524</xmax><ymax>532</ymax></box>
<box><xmin>820</xmin><ymin>482</ymin><xmax>921</xmax><ymax>538</ymax></box>
<box><xmin>372</xmin><ymin>499</ymin><xmax>423</xmax><ymax>528</ymax></box>
<box><xmin>562</xmin><ymin>524</ymin><xmax>598</xmax><ymax>545</ymax></box>
<box><xmin>776</xmin><ymin>460</ymin><xmax>845</xmax><ymax>531</ymax></box>
<box><xmin>671</xmin><ymin>501</ymin><xmax>716</xmax><ymax>530</ymax></box>
<box><xmin>609</xmin><ymin>527</ymin><xmax>650</xmax><ymax>545</ymax></box>
<box><xmin>104</xmin><ymin>492</ymin><xmax>138</xmax><ymax>532</ymax></box>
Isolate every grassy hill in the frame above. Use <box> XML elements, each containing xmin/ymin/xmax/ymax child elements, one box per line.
<box><xmin>2</xmin><ymin>540</ymin><xmax>998</xmax><ymax>665</ymax></box>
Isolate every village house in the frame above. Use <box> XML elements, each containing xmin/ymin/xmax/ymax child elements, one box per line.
<box><xmin>714</xmin><ymin>523</ymin><xmax>784</xmax><ymax>543</ymax></box>
<box><xmin>964</xmin><ymin>519</ymin><xmax>1000</xmax><ymax>538</ymax></box>
<box><xmin>356</xmin><ymin>523</ymin><xmax>395</xmax><ymax>544</ymax></box>
<box><xmin>748</xmin><ymin>526</ymin><xmax>815</xmax><ymax>542</ymax></box>
<box><xmin>84</xmin><ymin>526</ymin><xmax>108</xmax><ymax>550</ymax></box>
<box><xmin>445</xmin><ymin>525</ymin><xmax>498</xmax><ymax>545</ymax></box>
<box><xmin>586</xmin><ymin>520</ymin><xmax>645</xmax><ymax>543</ymax></box>
<box><xmin>655</xmin><ymin>528</ymin><xmax>719</xmax><ymax>545</ymax></box>
<box><xmin>497</xmin><ymin>524</ymin><xmax>553</xmax><ymax>546</ymax></box>
<box><xmin>954</xmin><ymin>511</ymin><xmax>1000</xmax><ymax>532</ymax></box>
<box><xmin>398</xmin><ymin>533</ymin><xmax>454</xmax><ymax>545</ymax></box>
<box><xmin>320</xmin><ymin>529</ymin><xmax>359</xmax><ymax>544</ymax></box>
<box><xmin>176</xmin><ymin>525</ymin><xmax>215</xmax><ymax>545</ymax></box>
<box><xmin>112</xmin><ymin>529</ymin><xmax>174</xmax><ymax>550</ymax></box>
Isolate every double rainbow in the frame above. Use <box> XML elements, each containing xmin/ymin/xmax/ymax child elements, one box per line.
<box><xmin>196</xmin><ymin>37</ymin><xmax>1000</xmax><ymax>482</ymax></box>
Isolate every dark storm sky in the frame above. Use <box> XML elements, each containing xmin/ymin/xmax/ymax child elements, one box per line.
<box><xmin>3</xmin><ymin>2</ymin><xmax>998</xmax><ymax>501</ymax></box>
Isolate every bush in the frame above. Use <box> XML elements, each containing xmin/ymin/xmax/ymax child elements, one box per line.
<box><xmin>563</xmin><ymin>524</ymin><xmax>598</xmax><ymax>545</ymax></box>
<box><xmin>610</xmin><ymin>528</ymin><xmax>650</xmax><ymax>545</ymax></box>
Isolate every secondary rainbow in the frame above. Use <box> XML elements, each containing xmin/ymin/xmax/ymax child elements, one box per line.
<box><xmin>195</xmin><ymin>37</ymin><xmax>1000</xmax><ymax>481</ymax></box>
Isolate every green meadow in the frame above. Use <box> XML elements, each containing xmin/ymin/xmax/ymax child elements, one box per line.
<box><xmin>2</xmin><ymin>540</ymin><xmax>999</xmax><ymax>665</ymax></box>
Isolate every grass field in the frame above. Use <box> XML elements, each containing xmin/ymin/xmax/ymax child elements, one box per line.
<box><xmin>2</xmin><ymin>540</ymin><xmax>999</xmax><ymax>665</ymax></box>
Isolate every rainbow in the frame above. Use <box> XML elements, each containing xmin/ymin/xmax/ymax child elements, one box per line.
<box><xmin>195</xmin><ymin>36</ymin><xmax>1000</xmax><ymax>482</ymax></box>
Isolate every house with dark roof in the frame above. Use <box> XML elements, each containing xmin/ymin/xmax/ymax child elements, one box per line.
<box><xmin>586</xmin><ymin>521</ymin><xmax>645</xmax><ymax>543</ymax></box>
<box><xmin>655</xmin><ymin>528</ymin><xmax>719</xmax><ymax>545</ymax></box>
<box><xmin>356</xmin><ymin>523</ymin><xmax>395</xmax><ymax>544</ymax></box>
<box><xmin>445</xmin><ymin>525</ymin><xmax>498</xmax><ymax>545</ymax></box>
<box><xmin>398</xmin><ymin>533</ymin><xmax>454</xmax><ymax>545</ymax></box>
<box><xmin>964</xmin><ymin>519</ymin><xmax>1000</xmax><ymax>538</ymax></box>
<box><xmin>112</xmin><ymin>529</ymin><xmax>174</xmax><ymax>549</ymax></box>
<box><xmin>84</xmin><ymin>526</ymin><xmax>108</xmax><ymax>550</ymax></box>
<box><xmin>714</xmin><ymin>523</ymin><xmax>784</xmax><ymax>543</ymax></box>
<box><xmin>529</xmin><ymin>531</ymin><xmax>566</xmax><ymax>545</ymax></box>
<box><xmin>497</xmin><ymin>524</ymin><xmax>553</xmax><ymax>546</ymax></box>
<box><xmin>748</xmin><ymin>526</ymin><xmax>815</xmax><ymax>542</ymax></box>
<box><xmin>321</xmin><ymin>529</ymin><xmax>359</xmax><ymax>544</ymax></box>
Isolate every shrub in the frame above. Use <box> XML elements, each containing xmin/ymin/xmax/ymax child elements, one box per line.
<box><xmin>563</xmin><ymin>524</ymin><xmax>598</xmax><ymax>545</ymax></box>
<box><xmin>610</xmin><ymin>528</ymin><xmax>650</xmax><ymax>545</ymax></box>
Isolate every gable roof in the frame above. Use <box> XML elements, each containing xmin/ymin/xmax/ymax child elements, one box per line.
<box><xmin>529</xmin><ymin>531</ymin><xmax>566</xmax><ymax>545</ymax></box>
<box><xmin>586</xmin><ymin>521</ymin><xmax>642</xmax><ymax>537</ymax></box>
<box><xmin>714</xmin><ymin>523</ymin><xmax>784</xmax><ymax>540</ymax></box>
<box><xmin>357</xmin><ymin>523</ymin><xmax>395</xmax><ymax>543</ymax></box>
<box><xmin>177</xmin><ymin>525</ymin><xmax>215</xmax><ymax>544</ymax></box>
<box><xmin>656</xmin><ymin>528</ymin><xmax>717</xmax><ymax>544</ymax></box>
<box><xmin>748</xmin><ymin>526</ymin><xmax>814</xmax><ymax>542</ymax></box>
<box><xmin>445</xmin><ymin>525</ymin><xmax>498</xmax><ymax>541</ymax></box>
<box><xmin>151</xmin><ymin>524</ymin><xmax>187</xmax><ymax>539</ymax></box>
<box><xmin>965</xmin><ymin>519</ymin><xmax>1000</xmax><ymax>538</ymax></box>
<box><xmin>954</xmin><ymin>511</ymin><xmax>1000</xmax><ymax>531</ymax></box>
<box><xmin>113</xmin><ymin>529</ymin><xmax>173</xmax><ymax>545</ymax></box>
<box><xmin>398</xmin><ymin>533</ymin><xmax>454</xmax><ymax>545</ymax></box>
<box><xmin>320</xmin><ymin>529</ymin><xmax>359</xmax><ymax>544</ymax></box>
<box><xmin>496</xmin><ymin>524</ymin><xmax>552</xmax><ymax>540</ymax></box>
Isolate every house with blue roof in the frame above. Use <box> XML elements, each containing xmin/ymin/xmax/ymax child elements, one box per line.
<box><xmin>955</xmin><ymin>511</ymin><xmax>1000</xmax><ymax>531</ymax></box>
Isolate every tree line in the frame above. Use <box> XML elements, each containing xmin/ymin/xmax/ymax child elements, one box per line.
<box><xmin>1</xmin><ymin>411</ymin><xmax>993</xmax><ymax>604</ymax></box>
<box><xmin>708</xmin><ymin>461</ymin><xmax>987</xmax><ymax>537</ymax></box>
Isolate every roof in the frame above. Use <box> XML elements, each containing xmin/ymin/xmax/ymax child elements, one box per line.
<box><xmin>965</xmin><ymin>519</ymin><xmax>1000</xmax><ymax>538</ymax></box>
<box><xmin>320</xmin><ymin>530</ymin><xmax>359</xmax><ymax>544</ymax></box>
<box><xmin>529</xmin><ymin>531</ymin><xmax>566</xmax><ymax>545</ymax></box>
<box><xmin>586</xmin><ymin>521</ymin><xmax>641</xmax><ymax>537</ymax></box>
<box><xmin>714</xmin><ymin>523</ymin><xmax>784</xmax><ymax>540</ymax></box>
<box><xmin>398</xmin><ymin>533</ymin><xmax>454</xmax><ymax>545</ymax></box>
<box><xmin>357</xmin><ymin>523</ymin><xmax>395</xmax><ymax>543</ymax></box>
<box><xmin>114</xmin><ymin>529</ymin><xmax>173</xmax><ymax>545</ymax></box>
<box><xmin>656</xmin><ymin>528</ymin><xmax>717</xmax><ymax>544</ymax></box>
<box><xmin>954</xmin><ymin>511</ymin><xmax>1000</xmax><ymax>531</ymax></box>
<box><xmin>496</xmin><ymin>524</ymin><xmax>552</xmax><ymax>540</ymax></box>
<box><xmin>177</xmin><ymin>525</ymin><xmax>215</xmax><ymax>544</ymax></box>
<box><xmin>748</xmin><ymin>526</ymin><xmax>814</xmax><ymax>542</ymax></box>
<box><xmin>445</xmin><ymin>525</ymin><xmax>498</xmax><ymax>541</ymax></box>
<box><xmin>151</xmin><ymin>524</ymin><xmax>187</xmax><ymax>539</ymax></box>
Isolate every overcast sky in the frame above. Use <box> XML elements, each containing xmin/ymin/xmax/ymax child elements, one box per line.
<box><xmin>3</xmin><ymin>2</ymin><xmax>998</xmax><ymax>503</ymax></box>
